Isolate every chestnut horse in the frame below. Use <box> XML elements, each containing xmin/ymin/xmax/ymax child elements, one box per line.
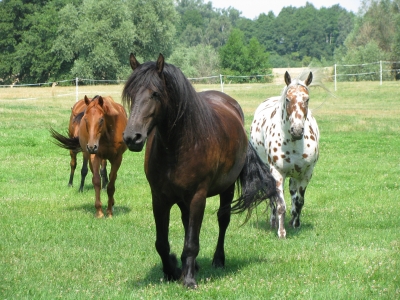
<box><xmin>51</xmin><ymin>95</ymin><xmax>127</xmax><ymax>218</ymax></box>
<box><xmin>122</xmin><ymin>54</ymin><xmax>276</xmax><ymax>288</ymax></box>
<box><xmin>67</xmin><ymin>98</ymin><xmax>108</xmax><ymax>192</ymax></box>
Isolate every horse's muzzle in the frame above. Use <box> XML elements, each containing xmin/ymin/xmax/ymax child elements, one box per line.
<box><xmin>123</xmin><ymin>132</ymin><xmax>145</xmax><ymax>152</ymax></box>
<box><xmin>290</xmin><ymin>127</ymin><xmax>304</xmax><ymax>140</ymax></box>
<box><xmin>86</xmin><ymin>144</ymin><xmax>98</xmax><ymax>154</ymax></box>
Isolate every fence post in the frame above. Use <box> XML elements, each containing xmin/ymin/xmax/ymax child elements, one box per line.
<box><xmin>334</xmin><ymin>64</ymin><xmax>337</xmax><ymax>91</ymax></box>
<box><xmin>75</xmin><ymin>77</ymin><xmax>78</xmax><ymax>102</ymax></box>
<box><xmin>220</xmin><ymin>74</ymin><xmax>223</xmax><ymax>93</ymax></box>
<box><xmin>380</xmin><ymin>61</ymin><xmax>382</xmax><ymax>85</ymax></box>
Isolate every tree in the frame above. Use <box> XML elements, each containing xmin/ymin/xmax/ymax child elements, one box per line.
<box><xmin>219</xmin><ymin>28</ymin><xmax>271</xmax><ymax>80</ymax></box>
<box><xmin>52</xmin><ymin>0</ymin><xmax>178</xmax><ymax>80</ymax></box>
<box><xmin>0</xmin><ymin>0</ymin><xmax>75</xmax><ymax>83</ymax></box>
<box><xmin>337</xmin><ymin>0</ymin><xmax>400</xmax><ymax>76</ymax></box>
<box><xmin>168</xmin><ymin>45</ymin><xmax>220</xmax><ymax>79</ymax></box>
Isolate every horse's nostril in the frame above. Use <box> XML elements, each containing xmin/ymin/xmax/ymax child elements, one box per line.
<box><xmin>134</xmin><ymin>133</ymin><xmax>142</xmax><ymax>142</ymax></box>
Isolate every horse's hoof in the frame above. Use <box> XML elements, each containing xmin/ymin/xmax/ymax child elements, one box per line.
<box><xmin>95</xmin><ymin>211</ymin><xmax>104</xmax><ymax>218</ymax></box>
<box><xmin>212</xmin><ymin>257</ymin><xmax>225</xmax><ymax>268</ymax></box>
<box><xmin>183</xmin><ymin>278</ymin><xmax>198</xmax><ymax>289</ymax></box>
<box><xmin>278</xmin><ymin>229</ymin><xmax>286</xmax><ymax>239</ymax></box>
<box><xmin>289</xmin><ymin>217</ymin><xmax>300</xmax><ymax>228</ymax></box>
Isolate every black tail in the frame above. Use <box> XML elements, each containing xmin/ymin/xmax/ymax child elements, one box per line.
<box><xmin>49</xmin><ymin>128</ymin><xmax>82</xmax><ymax>152</ymax></box>
<box><xmin>231</xmin><ymin>142</ymin><xmax>277</xmax><ymax>221</ymax></box>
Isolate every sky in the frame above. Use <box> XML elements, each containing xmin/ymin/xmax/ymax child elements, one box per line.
<box><xmin>210</xmin><ymin>0</ymin><xmax>362</xmax><ymax>19</ymax></box>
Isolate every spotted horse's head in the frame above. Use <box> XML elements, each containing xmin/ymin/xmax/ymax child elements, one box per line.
<box><xmin>283</xmin><ymin>71</ymin><xmax>312</xmax><ymax>140</ymax></box>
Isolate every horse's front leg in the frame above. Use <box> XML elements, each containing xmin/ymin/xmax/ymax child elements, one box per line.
<box><xmin>105</xmin><ymin>156</ymin><xmax>122</xmax><ymax>218</ymax></box>
<box><xmin>100</xmin><ymin>159</ymin><xmax>109</xmax><ymax>190</ymax></box>
<box><xmin>89</xmin><ymin>154</ymin><xmax>103</xmax><ymax>218</ymax></box>
<box><xmin>289</xmin><ymin>178</ymin><xmax>308</xmax><ymax>228</ymax></box>
<box><xmin>182</xmin><ymin>190</ymin><xmax>207</xmax><ymax>289</ymax></box>
<box><xmin>271</xmin><ymin>169</ymin><xmax>286</xmax><ymax>238</ymax></box>
<box><xmin>212</xmin><ymin>183</ymin><xmax>234</xmax><ymax>268</ymax></box>
<box><xmin>153</xmin><ymin>195</ymin><xmax>181</xmax><ymax>281</ymax></box>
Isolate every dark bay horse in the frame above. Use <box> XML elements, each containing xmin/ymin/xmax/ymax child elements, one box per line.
<box><xmin>122</xmin><ymin>54</ymin><xmax>277</xmax><ymax>288</ymax></box>
<box><xmin>51</xmin><ymin>95</ymin><xmax>127</xmax><ymax>218</ymax></box>
<box><xmin>67</xmin><ymin>98</ymin><xmax>108</xmax><ymax>191</ymax></box>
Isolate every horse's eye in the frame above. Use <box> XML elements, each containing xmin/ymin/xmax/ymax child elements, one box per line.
<box><xmin>99</xmin><ymin>118</ymin><xmax>104</xmax><ymax>125</ymax></box>
<box><xmin>152</xmin><ymin>92</ymin><xmax>159</xmax><ymax>100</ymax></box>
<box><xmin>285</xmin><ymin>98</ymin><xmax>290</xmax><ymax>102</ymax></box>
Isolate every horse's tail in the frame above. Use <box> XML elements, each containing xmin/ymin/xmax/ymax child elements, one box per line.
<box><xmin>231</xmin><ymin>141</ymin><xmax>277</xmax><ymax>221</ymax></box>
<box><xmin>49</xmin><ymin>128</ymin><xmax>82</xmax><ymax>152</ymax></box>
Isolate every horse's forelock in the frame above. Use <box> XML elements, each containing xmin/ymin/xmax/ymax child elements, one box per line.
<box><xmin>122</xmin><ymin>61</ymin><xmax>164</xmax><ymax>108</ymax></box>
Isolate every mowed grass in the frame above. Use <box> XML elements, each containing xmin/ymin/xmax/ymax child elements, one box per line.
<box><xmin>0</xmin><ymin>81</ymin><xmax>399</xmax><ymax>299</ymax></box>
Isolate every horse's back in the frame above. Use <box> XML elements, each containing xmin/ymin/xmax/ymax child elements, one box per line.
<box><xmin>198</xmin><ymin>90</ymin><xmax>244</xmax><ymax>124</ymax></box>
<box><xmin>69</xmin><ymin>99</ymin><xmax>87</xmax><ymax>138</ymax></box>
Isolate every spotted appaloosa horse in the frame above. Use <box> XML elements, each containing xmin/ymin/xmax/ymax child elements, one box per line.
<box><xmin>250</xmin><ymin>71</ymin><xmax>319</xmax><ymax>238</ymax></box>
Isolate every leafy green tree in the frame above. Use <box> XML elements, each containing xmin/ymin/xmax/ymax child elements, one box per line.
<box><xmin>127</xmin><ymin>0</ymin><xmax>178</xmax><ymax>60</ymax></box>
<box><xmin>52</xmin><ymin>0</ymin><xmax>177</xmax><ymax>80</ymax></box>
<box><xmin>0</xmin><ymin>0</ymin><xmax>76</xmax><ymax>83</ymax></box>
<box><xmin>168</xmin><ymin>45</ymin><xmax>220</xmax><ymax>79</ymax></box>
<box><xmin>203</xmin><ymin>16</ymin><xmax>231</xmax><ymax>47</ymax></box>
<box><xmin>219</xmin><ymin>28</ymin><xmax>271</xmax><ymax>80</ymax></box>
<box><xmin>337</xmin><ymin>0</ymin><xmax>400</xmax><ymax>79</ymax></box>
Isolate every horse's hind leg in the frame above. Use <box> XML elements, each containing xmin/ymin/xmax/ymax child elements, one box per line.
<box><xmin>212</xmin><ymin>183</ymin><xmax>234</xmax><ymax>268</ymax></box>
<box><xmin>69</xmin><ymin>150</ymin><xmax>77</xmax><ymax>187</ymax></box>
<box><xmin>100</xmin><ymin>159</ymin><xmax>108</xmax><ymax>190</ymax></box>
<box><xmin>153</xmin><ymin>197</ymin><xmax>181</xmax><ymax>281</ymax></box>
<box><xmin>79</xmin><ymin>153</ymin><xmax>89</xmax><ymax>192</ymax></box>
<box><xmin>289</xmin><ymin>178</ymin><xmax>307</xmax><ymax>228</ymax></box>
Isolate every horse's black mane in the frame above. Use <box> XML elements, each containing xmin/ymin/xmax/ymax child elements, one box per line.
<box><xmin>73</xmin><ymin>111</ymin><xmax>84</xmax><ymax>124</ymax></box>
<box><xmin>122</xmin><ymin>61</ymin><xmax>217</xmax><ymax>144</ymax></box>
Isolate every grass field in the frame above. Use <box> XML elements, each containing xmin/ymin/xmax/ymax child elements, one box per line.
<box><xmin>0</xmin><ymin>81</ymin><xmax>399</xmax><ymax>299</ymax></box>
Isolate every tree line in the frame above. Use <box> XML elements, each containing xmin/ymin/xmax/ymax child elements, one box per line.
<box><xmin>0</xmin><ymin>0</ymin><xmax>399</xmax><ymax>84</ymax></box>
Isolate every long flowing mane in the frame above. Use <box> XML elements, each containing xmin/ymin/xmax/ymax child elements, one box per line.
<box><xmin>122</xmin><ymin>61</ymin><xmax>218</xmax><ymax>145</ymax></box>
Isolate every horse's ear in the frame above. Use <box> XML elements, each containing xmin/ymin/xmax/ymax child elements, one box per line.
<box><xmin>84</xmin><ymin>95</ymin><xmax>90</xmax><ymax>106</ymax></box>
<box><xmin>130</xmin><ymin>53</ymin><xmax>140</xmax><ymax>70</ymax></box>
<box><xmin>284</xmin><ymin>71</ymin><xmax>291</xmax><ymax>86</ymax></box>
<box><xmin>101</xmin><ymin>96</ymin><xmax>119</xmax><ymax>116</ymax></box>
<box><xmin>305</xmin><ymin>72</ymin><xmax>313</xmax><ymax>86</ymax></box>
<box><xmin>98</xmin><ymin>96</ymin><xmax>104</xmax><ymax>107</ymax></box>
<box><xmin>156</xmin><ymin>53</ymin><xmax>165</xmax><ymax>74</ymax></box>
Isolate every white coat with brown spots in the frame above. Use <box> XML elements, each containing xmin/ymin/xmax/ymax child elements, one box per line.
<box><xmin>250</xmin><ymin>71</ymin><xmax>319</xmax><ymax>238</ymax></box>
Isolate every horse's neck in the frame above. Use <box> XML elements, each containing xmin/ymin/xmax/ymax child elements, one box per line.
<box><xmin>277</xmin><ymin>97</ymin><xmax>290</xmax><ymax>132</ymax></box>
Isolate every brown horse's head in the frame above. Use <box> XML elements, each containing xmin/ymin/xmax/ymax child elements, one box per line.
<box><xmin>284</xmin><ymin>71</ymin><xmax>312</xmax><ymax>140</ymax></box>
<box><xmin>80</xmin><ymin>95</ymin><xmax>118</xmax><ymax>154</ymax></box>
<box><xmin>122</xmin><ymin>53</ymin><xmax>165</xmax><ymax>152</ymax></box>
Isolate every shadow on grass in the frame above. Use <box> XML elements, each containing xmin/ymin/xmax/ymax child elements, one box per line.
<box><xmin>247</xmin><ymin>217</ymin><xmax>315</xmax><ymax>238</ymax></box>
<box><xmin>66</xmin><ymin>203</ymin><xmax>132</xmax><ymax>217</ymax></box>
<box><xmin>127</xmin><ymin>256</ymin><xmax>255</xmax><ymax>289</ymax></box>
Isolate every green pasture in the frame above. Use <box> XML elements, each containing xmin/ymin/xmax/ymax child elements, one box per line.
<box><xmin>0</xmin><ymin>81</ymin><xmax>399</xmax><ymax>299</ymax></box>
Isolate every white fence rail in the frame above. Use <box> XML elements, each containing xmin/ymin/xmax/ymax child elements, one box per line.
<box><xmin>1</xmin><ymin>61</ymin><xmax>399</xmax><ymax>97</ymax></box>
